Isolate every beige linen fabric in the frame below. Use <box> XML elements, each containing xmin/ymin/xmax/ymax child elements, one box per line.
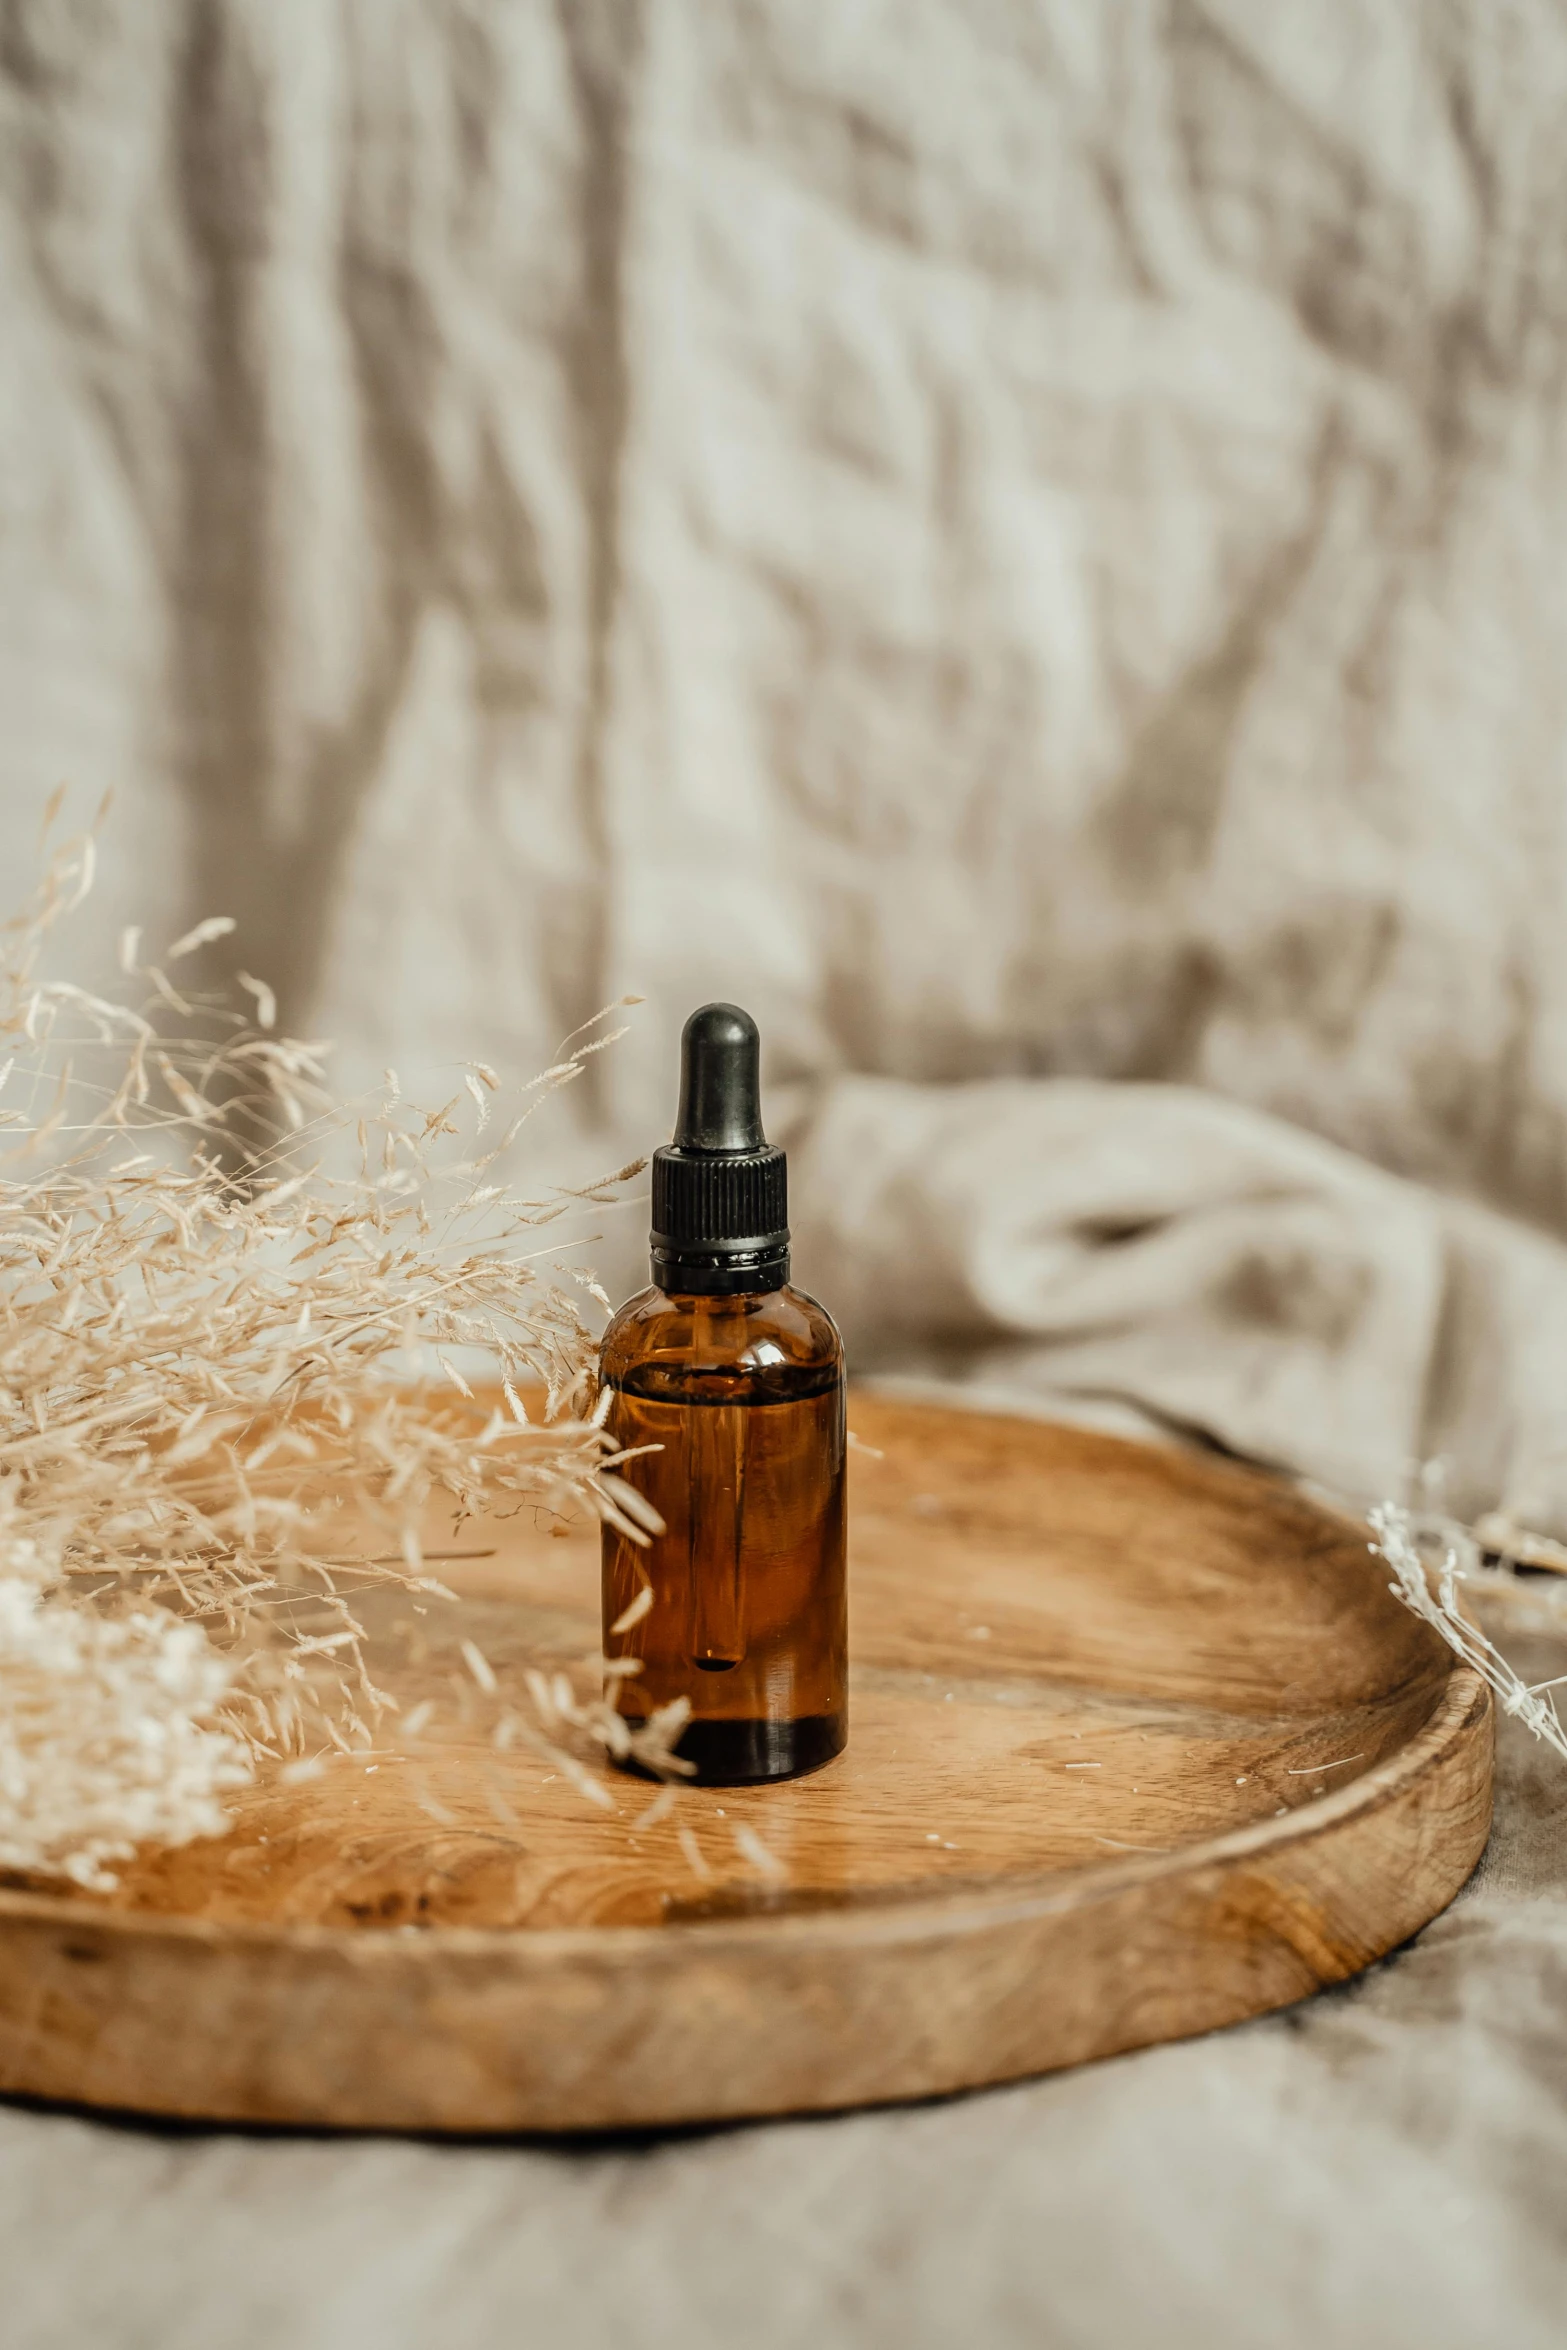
<box><xmin>788</xmin><ymin>1073</ymin><xmax>1567</xmax><ymax>1531</ymax></box>
<box><xmin>8</xmin><ymin>0</ymin><xmax>1567</xmax><ymax>1524</ymax></box>
<box><xmin>7</xmin><ymin>0</ymin><xmax>1567</xmax><ymax>1223</ymax></box>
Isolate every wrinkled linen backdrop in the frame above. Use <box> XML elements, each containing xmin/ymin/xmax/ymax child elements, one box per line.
<box><xmin>7</xmin><ymin>2</ymin><xmax>1567</xmax><ymax>1528</ymax></box>
<box><xmin>8</xmin><ymin>10</ymin><xmax>1567</xmax><ymax>2348</ymax></box>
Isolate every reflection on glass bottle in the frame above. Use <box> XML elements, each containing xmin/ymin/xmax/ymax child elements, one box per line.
<box><xmin>688</xmin><ymin>1392</ymin><xmax>745</xmax><ymax>1670</ymax></box>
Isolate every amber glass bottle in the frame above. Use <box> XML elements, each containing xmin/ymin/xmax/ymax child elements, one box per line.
<box><xmin>600</xmin><ymin>1005</ymin><xmax>847</xmax><ymax>1783</ymax></box>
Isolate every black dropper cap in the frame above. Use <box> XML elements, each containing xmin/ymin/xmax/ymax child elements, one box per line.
<box><xmin>650</xmin><ymin>1004</ymin><xmax>789</xmax><ymax>1295</ymax></box>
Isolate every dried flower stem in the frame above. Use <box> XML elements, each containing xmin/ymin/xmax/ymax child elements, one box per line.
<box><xmin>1370</xmin><ymin>1502</ymin><xmax>1567</xmax><ymax>1762</ymax></box>
<box><xmin>0</xmin><ymin>816</ymin><xmax>675</xmax><ymax>1885</ymax></box>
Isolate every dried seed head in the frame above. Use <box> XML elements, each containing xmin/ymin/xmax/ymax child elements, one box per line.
<box><xmin>0</xmin><ymin>827</ymin><xmax>648</xmax><ymax>1886</ymax></box>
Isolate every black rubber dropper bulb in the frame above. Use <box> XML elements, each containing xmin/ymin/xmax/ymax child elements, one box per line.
<box><xmin>650</xmin><ymin>1003</ymin><xmax>789</xmax><ymax>1296</ymax></box>
<box><xmin>673</xmin><ymin>1003</ymin><xmax>765</xmax><ymax>1150</ymax></box>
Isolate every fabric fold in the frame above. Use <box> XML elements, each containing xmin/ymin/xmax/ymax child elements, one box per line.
<box><xmin>785</xmin><ymin>1075</ymin><xmax>1567</xmax><ymax>1533</ymax></box>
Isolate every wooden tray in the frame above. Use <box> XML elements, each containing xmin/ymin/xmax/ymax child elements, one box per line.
<box><xmin>0</xmin><ymin>1397</ymin><xmax>1492</xmax><ymax>2133</ymax></box>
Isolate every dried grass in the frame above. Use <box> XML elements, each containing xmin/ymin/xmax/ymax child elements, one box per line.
<box><xmin>1371</xmin><ymin>1502</ymin><xmax>1567</xmax><ymax>1763</ymax></box>
<box><xmin>0</xmin><ymin>811</ymin><xmax>687</xmax><ymax>1888</ymax></box>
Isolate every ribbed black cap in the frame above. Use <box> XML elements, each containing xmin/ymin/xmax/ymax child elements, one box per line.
<box><xmin>650</xmin><ymin>1004</ymin><xmax>789</xmax><ymax>1295</ymax></box>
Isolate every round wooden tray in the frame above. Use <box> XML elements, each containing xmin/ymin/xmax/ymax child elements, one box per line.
<box><xmin>0</xmin><ymin>1397</ymin><xmax>1492</xmax><ymax>2133</ymax></box>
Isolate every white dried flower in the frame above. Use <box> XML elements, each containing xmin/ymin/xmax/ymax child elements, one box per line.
<box><xmin>0</xmin><ymin>1566</ymin><xmax>251</xmax><ymax>1890</ymax></box>
<box><xmin>0</xmin><ymin>816</ymin><xmax>678</xmax><ymax>1889</ymax></box>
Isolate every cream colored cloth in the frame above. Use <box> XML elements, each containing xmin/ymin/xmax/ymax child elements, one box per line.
<box><xmin>787</xmin><ymin>1073</ymin><xmax>1567</xmax><ymax>1532</ymax></box>
<box><xmin>7</xmin><ymin>0</ymin><xmax>1567</xmax><ymax>1247</ymax></box>
<box><xmin>8</xmin><ymin>0</ymin><xmax>1567</xmax><ymax>1530</ymax></box>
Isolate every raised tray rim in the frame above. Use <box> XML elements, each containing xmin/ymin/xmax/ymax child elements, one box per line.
<box><xmin>0</xmin><ymin>1406</ymin><xmax>1496</xmax><ymax>2131</ymax></box>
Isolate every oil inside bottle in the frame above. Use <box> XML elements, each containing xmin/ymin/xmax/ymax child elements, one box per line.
<box><xmin>601</xmin><ymin>1302</ymin><xmax>846</xmax><ymax>1783</ymax></box>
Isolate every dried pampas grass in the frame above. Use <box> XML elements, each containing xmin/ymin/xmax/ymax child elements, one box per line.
<box><xmin>1371</xmin><ymin>1502</ymin><xmax>1567</xmax><ymax>1763</ymax></box>
<box><xmin>0</xmin><ymin>808</ymin><xmax>684</xmax><ymax>1888</ymax></box>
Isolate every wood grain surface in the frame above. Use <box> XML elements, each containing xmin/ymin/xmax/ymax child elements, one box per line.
<box><xmin>0</xmin><ymin>1396</ymin><xmax>1493</xmax><ymax>2131</ymax></box>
